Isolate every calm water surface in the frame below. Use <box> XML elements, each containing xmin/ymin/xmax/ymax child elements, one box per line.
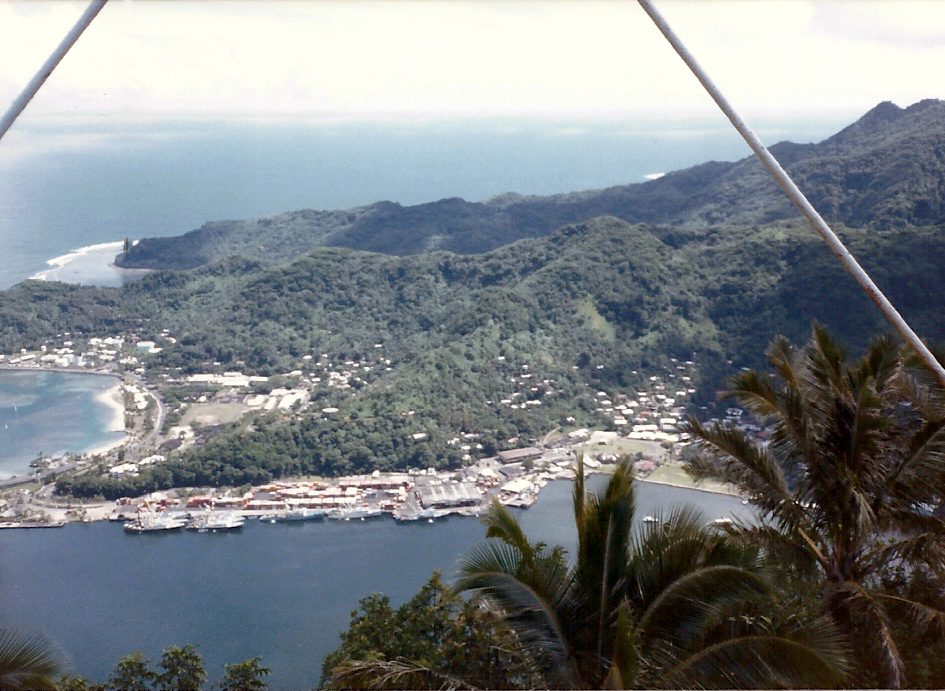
<box><xmin>0</xmin><ymin>479</ymin><xmax>752</xmax><ymax>689</ymax></box>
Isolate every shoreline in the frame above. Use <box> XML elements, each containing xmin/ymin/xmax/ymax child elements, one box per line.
<box><xmin>94</xmin><ymin>383</ymin><xmax>126</xmax><ymax>434</ymax></box>
<box><xmin>81</xmin><ymin>381</ymin><xmax>127</xmax><ymax>457</ymax></box>
<box><xmin>29</xmin><ymin>241</ymin><xmax>125</xmax><ymax>281</ymax></box>
<box><xmin>0</xmin><ymin>364</ymin><xmax>118</xmax><ymax>376</ymax></box>
<box><xmin>27</xmin><ymin>240</ymin><xmax>152</xmax><ymax>285</ymax></box>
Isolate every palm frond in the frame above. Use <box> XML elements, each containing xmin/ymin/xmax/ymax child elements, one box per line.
<box><xmin>731</xmin><ymin>524</ymin><xmax>820</xmax><ymax>576</ymax></box>
<box><xmin>326</xmin><ymin>657</ymin><xmax>479</xmax><ymax>690</ymax></box>
<box><xmin>686</xmin><ymin>418</ymin><xmax>801</xmax><ymax>528</ymax></box>
<box><xmin>0</xmin><ymin>628</ymin><xmax>64</xmax><ymax>691</ymax></box>
<box><xmin>864</xmin><ymin>531</ymin><xmax>945</xmax><ymax>574</ymax></box>
<box><xmin>834</xmin><ymin>581</ymin><xmax>905</xmax><ymax>688</ymax></box>
<box><xmin>725</xmin><ymin>369</ymin><xmax>781</xmax><ymax>421</ymax></box>
<box><xmin>874</xmin><ymin>592</ymin><xmax>945</xmax><ymax>639</ymax></box>
<box><xmin>659</xmin><ymin>632</ymin><xmax>847</xmax><ymax>689</ymax></box>
<box><xmin>573</xmin><ymin>461</ymin><xmax>635</xmax><ymax>669</ymax></box>
<box><xmin>482</xmin><ymin>500</ymin><xmax>534</xmax><ymax>560</ymax></box>
<box><xmin>455</xmin><ymin>540</ymin><xmax>575</xmax><ymax>682</ymax></box>
<box><xmin>881</xmin><ymin>418</ymin><xmax>945</xmax><ymax>508</ymax></box>
<box><xmin>636</xmin><ymin>564</ymin><xmax>770</xmax><ymax>652</ymax></box>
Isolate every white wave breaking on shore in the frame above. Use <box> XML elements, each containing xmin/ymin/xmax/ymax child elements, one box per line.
<box><xmin>30</xmin><ymin>241</ymin><xmax>125</xmax><ymax>281</ymax></box>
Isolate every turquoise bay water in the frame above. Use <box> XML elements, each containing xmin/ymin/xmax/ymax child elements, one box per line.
<box><xmin>0</xmin><ymin>370</ymin><xmax>123</xmax><ymax>477</ymax></box>
<box><xmin>0</xmin><ymin>479</ymin><xmax>753</xmax><ymax>689</ymax></box>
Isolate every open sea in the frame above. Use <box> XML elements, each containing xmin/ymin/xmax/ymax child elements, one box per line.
<box><xmin>0</xmin><ymin>116</ymin><xmax>836</xmax><ymax>689</ymax></box>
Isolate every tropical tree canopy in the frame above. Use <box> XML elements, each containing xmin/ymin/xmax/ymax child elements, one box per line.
<box><xmin>456</xmin><ymin>458</ymin><xmax>849</xmax><ymax>689</ymax></box>
<box><xmin>322</xmin><ymin>571</ymin><xmax>542</xmax><ymax>690</ymax></box>
<box><xmin>687</xmin><ymin>324</ymin><xmax>945</xmax><ymax>688</ymax></box>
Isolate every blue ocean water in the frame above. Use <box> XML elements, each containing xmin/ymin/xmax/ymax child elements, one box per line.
<box><xmin>0</xmin><ymin>370</ymin><xmax>124</xmax><ymax>477</ymax></box>
<box><xmin>0</xmin><ymin>117</ymin><xmax>847</xmax><ymax>289</ymax></box>
<box><xmin>0</xmin><ymin>478</ymin><xmax>753</xmax><ymax>689</ymax></box>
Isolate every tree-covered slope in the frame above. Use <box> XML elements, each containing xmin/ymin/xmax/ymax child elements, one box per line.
<box><xmin>116</xmin><ymin>99</ymin><xmax>945</xmax><ymax>270</ymax></box>
<box><xmin>13</xmin><ymin>218</ymin><xmax>945</xmax><ymax>385</ymax></box>
<box><xmin>10</xmin><ymin>214</ymin><xmax>945</xmax><ymax>492</ymax></box>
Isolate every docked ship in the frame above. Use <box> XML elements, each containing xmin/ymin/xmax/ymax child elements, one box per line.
<box><xmin>124</xmin><ymin>508</ymin><xmax>187</xmax><ymax>533</ymax></box>
<box><xmin>186</xmin><ymin>509</ymin><xmax>245</xmax><ymax>532</ymax></box>
<box><xmin>260</xmin><ymin>508</ymin><xmax>326</xmax><ymax>523</ymax></box>
<box><xmin>327</xmin><ymin>505</ymin><xmax>384</xmax><ymax>521</ymax></box>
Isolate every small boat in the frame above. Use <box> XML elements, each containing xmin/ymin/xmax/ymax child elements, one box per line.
<box><xmin>642</xmin><ymin>515</ymin><xmax>658</xmax><ymax>524</ymax></box>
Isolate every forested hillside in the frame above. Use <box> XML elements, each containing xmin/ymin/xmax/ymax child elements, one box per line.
<box><xmin>6</xmin><ymin>214</ymin><xmax>945</xmax><ymax>495</ymax></box>
<box><xmin>116</xmin><ymin>99</ymin><xmax>945</xmax><ymax>270</ymax></box>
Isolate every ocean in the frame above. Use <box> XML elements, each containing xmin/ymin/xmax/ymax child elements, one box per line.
<box><xmin>0</xmin><ymin>478</ymin><xmax>754</xmax><ymax>689</ymax></box>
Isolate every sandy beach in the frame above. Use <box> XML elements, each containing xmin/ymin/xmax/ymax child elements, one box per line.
<box><xmin>87</xmin><ymin>382</ymin><xmax>126</xmax><ymax>456</ymax></box>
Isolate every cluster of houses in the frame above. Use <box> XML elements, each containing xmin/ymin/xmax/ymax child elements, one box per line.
<box><xmin>0</xmin><ymin>329</ymin><xmax>184</xmax><ymax>375</ymax></box>
<box><xmin>172</xmin><ymin>345</ymin><xmax>395</xmax><ymax>421</ymax></box>
<box><xmin>591</xmin><ymin>359</ymin><xmax>700</xmax><ymax>444</ymax></box>
<box><xmin>494</xmin><ymin>359</ymin><xmax>559</xmax><ymax>411</ymax></box>
<box><xmin>109</xmin><ymin>454</ymin><xmax>166</xmax><ymax>477</ymax></box>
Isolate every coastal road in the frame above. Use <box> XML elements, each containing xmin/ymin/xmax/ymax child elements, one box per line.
<box><xmin>125</xmin><ymin>374</ymin><xmax>166</xmax><ymax>453</ymax></box>
<box><xmin>143</xmin><ymin>384</ymin><xmax>167</xmax><ymax>448</ymax></box>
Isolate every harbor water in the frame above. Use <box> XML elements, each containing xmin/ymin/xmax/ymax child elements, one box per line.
<box><xmin>0</xmin><ymin>479</ymin><xmax>752</xmax><ymax>689</ymax></box>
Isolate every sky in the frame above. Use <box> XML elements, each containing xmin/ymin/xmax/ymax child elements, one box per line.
<box><xmin>0</xmin><ymin>0</ymin><xmax>943</xmax><ymax>129</ymax></box>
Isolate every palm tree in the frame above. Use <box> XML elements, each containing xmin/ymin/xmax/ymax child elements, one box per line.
<box><xmin>686</xmin><ymin>324</ymin><xmax>945</xmax><ymax>688</ymax></box>
<box><xmin>456</xmin><ymin>458</ymin><xmax>848</xmax><ymax>689</ymax></box>
<box><xmin>0</xmin><ymin>628</ymin><xmax>64</xmax><ymax>691</ymax></box>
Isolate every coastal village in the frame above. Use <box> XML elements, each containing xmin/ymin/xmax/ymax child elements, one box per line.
<box><xmin>0</xmin><ymin>329</ymin><xmax>745</xmax><ymax>530</ymax></box>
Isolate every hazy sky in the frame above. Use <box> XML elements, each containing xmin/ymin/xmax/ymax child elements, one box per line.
<box><xmin>0</xmin><ymin>0</ymin><xmax>943</xmax><ymax>126</ymax></box>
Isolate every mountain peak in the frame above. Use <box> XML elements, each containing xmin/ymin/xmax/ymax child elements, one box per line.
<box><xmin>825</xmin><ymin>99</ymin><xmax>944</xmax><ymax>146</ymax></box>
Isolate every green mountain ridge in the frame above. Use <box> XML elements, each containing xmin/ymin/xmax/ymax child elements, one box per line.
<box><xmin>117</xmin><ymin>99</ymin><xmax>945</xmax><ymax>270</ymax></box>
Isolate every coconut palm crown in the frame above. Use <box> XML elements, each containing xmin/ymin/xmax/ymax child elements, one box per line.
<box><xmin>686</xmin><ymin>324</ymin><xmax>945</xmax><ymax>688</ymax></box>
<box><xmin>456</xmin><ymin>457</ymin><xmax>848</xmax><ymax>689</ymax></box>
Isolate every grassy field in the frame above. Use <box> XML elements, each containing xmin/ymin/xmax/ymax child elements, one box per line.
<box><xmin>643</xmin><ymin>462</ymin><xmax>739</xmax><ymax>495</ymax></box>
<box><xmin>180</xmin><ymin>402</ymin><xmax>250</xmax><ymax>428</ymax></box>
